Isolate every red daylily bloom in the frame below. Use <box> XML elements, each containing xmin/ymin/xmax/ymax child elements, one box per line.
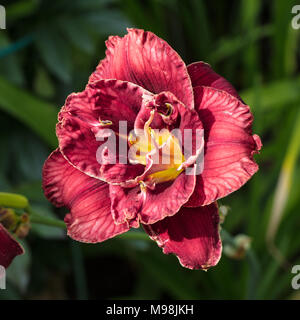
<box><xmin>0</xmin><ymin>223</ymin><xmax>24</xmax><ymax>268</ymax></box>
<box><xmin>43</xmin><ymin>28</ymin><xmax>261</xmax><ymax>270</ymax></box>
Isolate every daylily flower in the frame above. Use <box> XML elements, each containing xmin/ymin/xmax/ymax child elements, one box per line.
<box><xmin>0</xmin><ymin>208</ymin><xmax>24</xmax><ymax>268</ymax></box>
<box><xmin>43</xmin><ymin>28</ymin><xmax>261</xmax><ymax>270</ymax></box>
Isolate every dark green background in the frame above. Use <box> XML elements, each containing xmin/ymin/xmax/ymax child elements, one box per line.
<box><xmin>0</xmin><ymin>0</ymin><xmax>300</xmax><ymax>299</ymax></box>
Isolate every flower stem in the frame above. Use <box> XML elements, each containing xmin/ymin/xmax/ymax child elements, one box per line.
<box><xmin>30</xmin><ymin>212</ymin><xmax>66</xmax><ymax>229</ymax></box>
<box><xmin>70</xmin><ymin>241</ymin><xmax>88</xmax><ymax>300</ymax></box>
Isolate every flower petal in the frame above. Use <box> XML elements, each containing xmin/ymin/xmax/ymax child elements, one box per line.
<box><xmin>186</xmin><ymin>86</ymin><xmax>261</xmax><ymax>207</ymax></box>
<box><xmin>109</xmin><ymin>92</ymin><xmax>204</xmax><ymax>225</ymax></box>
<box><xmin>57</xmin><ymin>79</ymin><xmax>151</xmax><ymax>184</ymax></box>
<box><xmin>144</xmin><ymin>203</ymin><xmax>222</xmax><ymax>270</ymax></box>
<box><xmin>140</xmin><ymin>173</ymin><xmax>196</xmax><ymax>224</ymax></box>
<box><xmin>109</xmin><ymin>171</ymin><xmax>196</xmax><ymax>226</ymax></box>
<box><xmin>89</xmin><ymin>28</ymin><xmax>194</xmax><ymax>109</ymax></box>
<box><xmin>187</xmin><ymin>62</ymin><xmax>241</xmax><ymax>100</ymax></box>
<box><xmin>133</xmin><ymin>91</ymin><xmax>205</xmax><ymax>176</ymax></box>
<box><xmin>109</xmin><ymin>184</ymin><xmax>141</xmax><ymax>228</ymax></box>
<box><xmin>42</xmin><ymin>149</ymin><xmax>129</xmax><ymax>242</ymax></box>
<box><xmin>0</xmin><ymin>224</ymin><xmax>24</xmax><ymax>268</ymax></box>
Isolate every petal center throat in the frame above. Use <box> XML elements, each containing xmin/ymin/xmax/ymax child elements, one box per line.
<box><xmin>128</xmin><ymin>110</ymin><xmax>185</xmax><ymax>185</ymax></box>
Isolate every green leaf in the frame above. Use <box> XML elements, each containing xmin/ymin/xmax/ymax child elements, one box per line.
<box><xmin>34</xmin><ymin>67</ymin><xmax>55</xmax><ymax>99</ymax></box>
<box><xmin>266</xmin><ymin>111</ymin><xmax>300</xmax><ymax>245</ymax></box>
<box><xmin>58</xmin><ymin>17</ymin><xmax>95</xmax><ymax>54</ymax></box>
<box><xmin>0</xmin><ymin>34</ymin><xmax>25</xmax><ymax>86</ymax></box>
<box><xmin>0</xmin><ymin>76</ymin><xmax>58</xmax><ymax>148</ymax></box>
<box><xmin>239</xmin><ymin>0</ymin><xmax>261</xmax><ymax>86</ymax></box>
<box><xmin>210</xmin><ymin>25</ymin><xmax>273</xmax><ymax>63</ymax></box>
<box><xmin>136</xmin><ymin>247</ymin><xmax>200</xmax><ymax>299</ymax></box>
<box><xmin>271</xmin><ymin>0</ymin><xmax>298</xmax><ymax>78</ymax></box>
<box><xmin>240</xmin><ymin>77</ymin><xmax>300</xmax><ymax>111</ymax></box>
<box><xmin>83</xmin><ymin>11</ymin><xmax>131</xmax><ymax>35</ymax></box>
<box><xmin>71</xmin><ymin>0</ymin><xmax>117</xmax><ymax>10</ymax></box>
<box><xmin>36</xmin><ymin>29</ymin><xmax>72</xmax><ymax>83</ymax></box>
<box><xmin>6</xmin><ymin>0</ymin><xmax>38</xmax><ymax>21</ymax></box>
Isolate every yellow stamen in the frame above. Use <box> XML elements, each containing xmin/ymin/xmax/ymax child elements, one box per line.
<box><xmin>99</xmin><ymin>119</ymin><xmax>113</xmax><ymax>126</ymax></box>
<box><xmin>129</xmin><ymin>110</ymin><xmax>185</xmax><ymax>185</ymax></box>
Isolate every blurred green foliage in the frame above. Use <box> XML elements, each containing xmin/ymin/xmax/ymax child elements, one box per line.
<box><xmin>0</xmin><ymin>0</ymin><xmax>300</xmax><ymax>300</ymax></box>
